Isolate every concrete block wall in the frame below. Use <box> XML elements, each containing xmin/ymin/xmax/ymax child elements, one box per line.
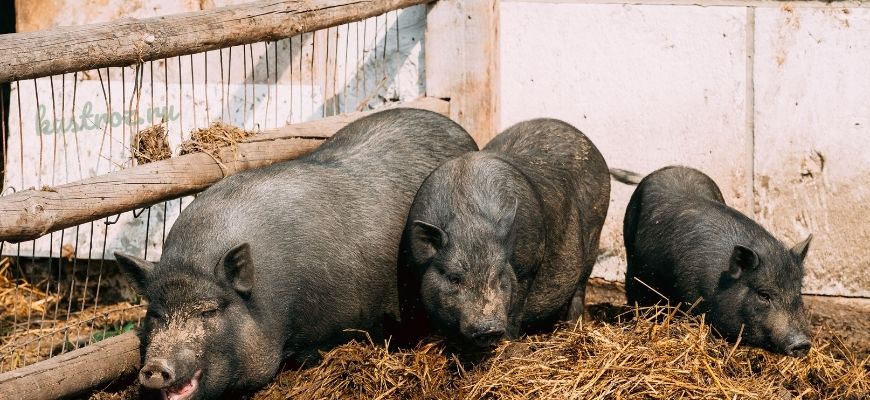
<box><xmin>500</xmin><ymin>0</ymin><xmax>869</xmax><ymax>298</ymax></box>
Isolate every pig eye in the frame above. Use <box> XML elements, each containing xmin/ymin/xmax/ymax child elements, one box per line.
<box><xmin>148</xmin><ymin>310</ymin><xmax>166</xmax><ymax>321</ymax></box>
<box><xmin>756</xmin><ymin>291</ymin><xmax>772</xmax><ymax>304</ymax></box>
<box><xmin>201</xmin><ymin>308</ymin><xmax>219</xmax><ymax>318</ymax></box>
<box><xmin>446</xmin><ymin>274</ymin><xmax>463</xmax><ymax>285</ymax></box>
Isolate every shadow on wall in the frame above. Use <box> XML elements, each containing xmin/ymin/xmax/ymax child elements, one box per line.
<box><xmin>227</xmin><ymin>6</ymin><xmax>425</xmax><ymax>124</ymax></box>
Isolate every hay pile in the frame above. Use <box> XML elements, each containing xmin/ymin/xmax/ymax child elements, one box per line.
<box><xmin>131</xmin><ymin>124</ymin><xmax>171</xmax><ymax>165</ymax></box>
<box><xmin>255</xmin><ymin>340</ymin><xmax>459</xmax><ymax>400</ymax></box>
<box><xmin>130</xmin><ymin>121</ymin><xmax>255</xmax><ymax>164</ymax></box>
<box><xmin>178</xmin><ymin>121</ymin><xmax>254</xmax><ymax>157</ymax></box>
<box><xmin>0</xmin><ymin>258</ymin><xmax>145</xmax><ymax>371</ymax></box>
<box><xmin>0</xmin><ymin>258</ymin><xmax>58</xmax><ymax>321</ymax></box>
<box><xmin>1</xmin><ymin>301</ymin><xmax>144</xmax><ymax>370</ymax></box>
<box><xmin>247</xmin><ymin>307</ymin><xmax>867</xmax><ymax>400</ymax></box>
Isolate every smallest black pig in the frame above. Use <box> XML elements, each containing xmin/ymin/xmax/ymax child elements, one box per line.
<box><xmin>623</xmin><ymin>165</ymin><xmax>813</xmax><ymax>357</ymax></box>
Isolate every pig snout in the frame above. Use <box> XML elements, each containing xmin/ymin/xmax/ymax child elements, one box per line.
<box><xmin>140</xmin><ymin>358</ymin><xmax>175</xmax><ymax>389</ymax></box>
<box><xmin>139</xmin><ymin>349</ymin><xmax>198</xmax><ymax>390</ymax></box>
<box><xmin>463</xmin><ymin>319</ymin><xmax>507</xmax><ymax>347</ymax></box>
<box><xmin>783</xmin><ymin>332</ymin><xmax>811</xmax><ymax>357</ymax></box>
<box><xmin>767</xmin><ymin>310</ymin><xmax>812</xmax><ymax>357</ymax></box>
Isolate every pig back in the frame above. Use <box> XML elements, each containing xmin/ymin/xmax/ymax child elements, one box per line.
<box><xmin>483</xmin><ymin>118</ymin><xmax>610</xmax><ymax>324</ymax></box>
<box><xmin>162</xmin><ymin>108</ymin><xmax>476</xmax><ymax>355</ymax></box>
<box><xmin>484</xmin><ymin>119</ymin><xmax>610</xmax><ymax>240</ymax></box>
<box><xmin>636</xmin><ymin>166</ymin><xmax>726</xmax><ymax>205</ymax></box>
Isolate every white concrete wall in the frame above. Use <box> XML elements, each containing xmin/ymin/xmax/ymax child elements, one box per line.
<box><xmin>500</xmin><ymin>1</ymin><xmax>869</xmax><ymax>298</ymax></box>
<box><xmin>753</xmin><ymin>6</ymin><xmax>870</xmax><ymax>298</ymax></box>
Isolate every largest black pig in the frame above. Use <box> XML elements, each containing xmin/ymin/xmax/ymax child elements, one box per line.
<box><xmin>397</xmin><ymin>118</ymin><xmax>610</xmax><ymax>350</ymax></box>
<box><xmin>114</xmin><ymin>108</ymin><xmax>477</xmax><ymax>400</ymax></box>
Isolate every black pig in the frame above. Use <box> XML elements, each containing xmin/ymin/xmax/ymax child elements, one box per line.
<box><xmin>397</xmin><ymin>118</ymin><xmax>610</xmax><ymax>350</ymax></box>
<box><xmin>623</xmin><ymin>165</ymin><xmax>813</xmax><ymax>357</ymax></box>
<box><xmin>114</xmin><ymin>108</ymin><xmax>477</xmax><ymax>399</ymax></box>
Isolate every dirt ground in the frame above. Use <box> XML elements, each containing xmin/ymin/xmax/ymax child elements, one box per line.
<box><xmin>803</xmin><ymin>295</ymin><xmax>870</xmax><ymax>360</ymax></box>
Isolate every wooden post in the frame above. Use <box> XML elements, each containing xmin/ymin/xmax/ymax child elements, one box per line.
<box><xmin>0</xmin><ymin>332</ymin><xmax>140</xmax><ymax>400</ymax></box>
<box><xmin>0</xmin><ymin>0</ymin><xmax>434</xmax><ymax>83</ymax></box>
<box><xmin>0</xmin><ymin>98</ymin><xmax>448</xmax><ymax>243</ymax></box>
<box><xmin>425</xmin><ymin>0</ymin><xmax>500</xmax><ymax>146</ymax></box>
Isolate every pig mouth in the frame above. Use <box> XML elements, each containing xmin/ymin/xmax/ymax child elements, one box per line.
<box><xmin>162</xmin><ymin>370</ymin><xmax>201</xmax><ymax>400</ymax></box>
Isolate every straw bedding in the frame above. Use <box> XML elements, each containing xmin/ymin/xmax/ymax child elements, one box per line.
<box><xmin>2</xmin><ymin>256</ymin><xmax>866</xmax><ymax>399</ymax></box>
<box><xmin>87</xmin><ymin>306</ymin><xmax>868</xmax><ymax>399</ymax></box>
<box><xmin>249</xmin><ymin>307</ymin><xmax>867</xmax><ymax>400</ymax></box>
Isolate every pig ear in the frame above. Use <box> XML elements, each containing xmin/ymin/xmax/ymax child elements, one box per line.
<box><xmin>217</xmin><ymin>243</ymin><xmax>255</xmax><ymax>295</ymax></box>
<box><xmin>728</xmin><ymin>245</ymin><xmax>759</xmax><ymax>279</ymax></box>
<box><xmin>114</xmin><ymin>252</ymin><xmax>154</xmax><ymax>297</ymax></box>
<box><xmin>411</xmin><ymin>220</ymin><xmax>447</xmax><ymax>263</ymax></box>
<box><xmin>790</xmin><ymin>234</ymin><xmax>812</xmax><ymax>264</ymax></box>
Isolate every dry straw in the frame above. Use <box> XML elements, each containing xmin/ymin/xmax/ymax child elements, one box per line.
<box><xmin>88</xmin><ymin>306</ymin><xmax>869</xmax><ymax>399</ymax></box>
<box><xmin>130</xmin><ymin>124</ymin><xmax>171</xmax><ymax>165</ymax></box>
<box><xmin>0</xmin><ymin>257</ymin><xmax>57</xmax><ymax>322</ymax></box>
<box><xmin>178</xmin><ymin>121</ymin><xmax>254</xmax><ymax>157</ymax></box>
<box><xmin>0</xmin><ymin>257</ymin><xmax>145</xmax><ymax>371</ymax></box>
<box><xmin>130</xmin><ymin>121</ymin><xmax>255</xmax><ymax>165</ymax></box>
<box><xmin>247</xmin><ymin>306</ymin><xmax>867</xmax><ymax>400</ymax></box>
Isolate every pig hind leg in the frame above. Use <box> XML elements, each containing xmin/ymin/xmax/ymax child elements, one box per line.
<box><xmin>625</xmin><ymin>260</ymin><xmax>677</xmax><ymax>307</ymax></box>
<box><xmin>567</xmin><ymin>229</ymin><xmax>602</xmax><ymax>321</ymax></box>
<box><xmin>567</xmin><ymin>286</ymin><xmax>586</xmax><ymax>321</ymax></box>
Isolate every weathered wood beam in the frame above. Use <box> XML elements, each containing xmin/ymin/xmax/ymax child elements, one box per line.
<box><xmin>0</xmin><ymin>97</ymin><xmax>448</xmax><ymax>243</ymax></box>
<box><xmin>0</xmin><ymin>139</ymin><xmax>322</xmax><ymax>243</ymax></box>
<box><xmin>0</xmin><ymin>0</ymin><xmax>434</xmax><ymax>83</ymax></box>
<box><xmin>0</xmin><ymin>332</ymin><xmax>140</xmax><ymax>400</ymax></box>
<box><xmin>425</xmin><ymin>0</ymin><xmax>500</xmax><ymax>146</ymax></box>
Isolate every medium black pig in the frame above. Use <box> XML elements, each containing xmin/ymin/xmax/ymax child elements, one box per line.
<box><xmin>397</xmin><ymin>118</ymin><xmax>610</xmax><ymax>350</ymax></box>
<box><xmin>623</xmin><ymin>165</ymin><xmax>813</xmax><ymax>357</ymax></box>
<box><xmin>114</xmin><ymin>108</ymin><xmax>477</xmax><ymax>399</ymax></box>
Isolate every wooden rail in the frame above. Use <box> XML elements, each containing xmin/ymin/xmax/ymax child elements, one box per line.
<box><xmin>0</xmin><ymin>332</ymin><xmax>141</xmax><ymax>400</ymax></box>
<box><xmin>0</xmin><ymin>0</ymin><xmax>434</xmax><ymax>83</ymax></box>
<box><xmin>0</xmin><ymin>97</ymin><xmax>449</xmax><ymax>243</ymax></box>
